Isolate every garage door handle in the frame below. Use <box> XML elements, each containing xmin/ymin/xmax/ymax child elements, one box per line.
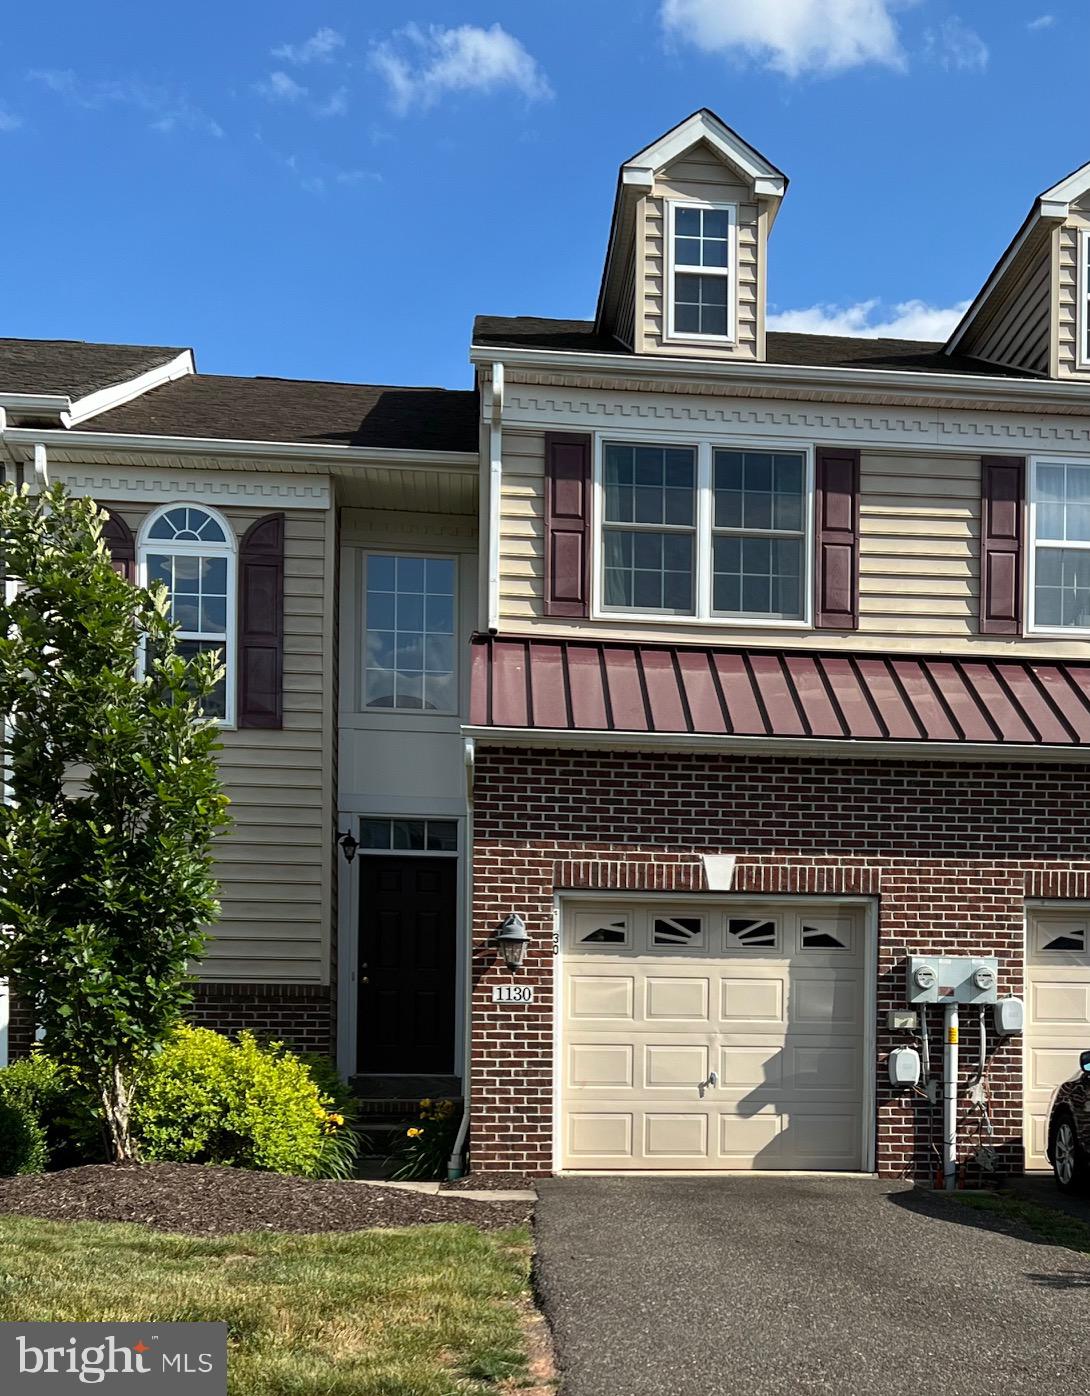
<box><xmin>699</xmin><ymin>1071</ymin><xmax>718</xmax><ymax>1095</ymax></box>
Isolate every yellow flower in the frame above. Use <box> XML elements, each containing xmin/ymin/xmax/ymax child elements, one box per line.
<box><xmin>328</xmin><ymin>1113</ymin><xmax>344</xmax><ymax>1126</ymax></box>
<box><xmin>419</xmin><ymin>1097</ymin><xmax>432</xmax><ymax>1110</ymax></box>
<box><xmin>407</xmin><ymin>1127</ymin><xmax>423</xmax><ymax>1139</ymax></box>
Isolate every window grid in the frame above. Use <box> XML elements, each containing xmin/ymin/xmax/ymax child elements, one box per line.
<box><xmin>138</xmin><ymin>505</ymin><xmax>235</xmax><ymax>724</ymax></box>
<box><xmin>1031</xmin><ymin>459</ymin><xmax>1090</xmax><ymax>633</ymax></box>
<box><xmin>597</xmin><ymin>439</ymin><xmax>813</xmax><ymax>625</ymax></box>
<box><xmin>363</xmin><ymin>554</ymin><xmax>457</xmax><ymax>712</ymax></box>
<box><xmin>667</xmin><ymin>200</ymin><xmax>735</xmax><ymax>343</ymax></box>
<box><xmin>601</xmin><ymin>443</ymin><xmax>697</xmax><ymax>614</ymax></box>
<box><xmin>357</xmin><ymin>817</ymin><xmax>458</xmax><ymax>854</ymax></box>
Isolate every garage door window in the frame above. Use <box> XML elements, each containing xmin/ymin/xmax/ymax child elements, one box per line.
<box><xmin>653</xmin><ymin>916</ymin><xmax>704</xmax><ymax>948</ymax></box>
<box><xmin>1038</xmin><ymin>924</ymin><xmax>1088</xmax><ymax>952</ymax></box>
<box><xmin>575</xmin><ymin>914</ymin><xmax>629</xmax><ymax>946</ymax></box>
<box><xmin>727</xmin><ymin>917</ymin><xmax>777</xmax><ymax>950</ymax></box>
<box><xmin>801</xmin><ymin>921</ymin><xmax>850</xmax><ymax>951</ymax></box>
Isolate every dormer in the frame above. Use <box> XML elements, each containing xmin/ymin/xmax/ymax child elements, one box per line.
<box><xmin>946</xmin><ymin>158</ymin><xmax>1090</xmax><ymax>379</ymax></box>
<box><xmin>595</xmin><ymin>110</ymin><xmax>788</xmax><ymax>362</ymax></box>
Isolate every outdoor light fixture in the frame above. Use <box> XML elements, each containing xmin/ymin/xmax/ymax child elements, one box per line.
<box><xmin>491</xmin><ymin>913</ymin><xmax>530</xmax><ymax>972</ymax></box>
<box><xmin>336</xmin><ymin>830</ymin><xmax>359</xmax><ymax>864</ymax></box>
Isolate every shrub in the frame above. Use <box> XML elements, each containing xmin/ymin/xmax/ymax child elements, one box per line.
<box><xmin>0</xmin><ymin>1054</ymin><xmax>101</xmax><ymax>1174</ymax></box>
<box><xmin>388</xmin><ymin>1098</ymin><xmax>461</xmax><ymax>1181</ymax></box>
<box><xmin>0</xmin><ymin>1096</ymin><xmax>46</xmax><ymax>1176</ymax></box>
<box><xmin>133</xmin><ymin>1027</ymin><xmax>356</xmax><ymax>1178</ymax></box>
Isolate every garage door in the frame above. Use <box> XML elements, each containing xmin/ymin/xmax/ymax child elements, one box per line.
<box><xmin>1025</xmin><ymin>912</ymin><xmax>1090</xmax><ymax>1170</ymax></box>
<box><xmin>560</xmin><ymin>902</ymin><xmax>867</xmax><ymax>1171</ymax></box>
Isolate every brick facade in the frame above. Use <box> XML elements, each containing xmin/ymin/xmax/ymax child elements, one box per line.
<box><xmin>7</xmin><ymin>982</ymin><xmax>335</xmax><ymax>1062</ymax></box>
<box><xmin>470</xmin><ymin>745</ymin><xmax>1090</xmax><ymax>1178</ymax></box>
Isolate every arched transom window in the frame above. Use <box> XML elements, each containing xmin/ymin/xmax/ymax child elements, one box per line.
<box><xmin>138</xmin><ymin>504</ymin><xmax>236</xmax><ymax>722</ymax></box>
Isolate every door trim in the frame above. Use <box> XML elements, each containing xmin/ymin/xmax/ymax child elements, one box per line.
<box><xmin>336</xmin><ymin>810</ymin><xmax>466</xmax><ymax>1078</ymax></box>
<box><xmin>551</xmin><ymin>892</ymin><xmax>879</xmax><ymax>1175</ymax></box>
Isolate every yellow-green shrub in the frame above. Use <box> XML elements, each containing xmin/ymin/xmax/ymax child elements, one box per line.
<box><xmin>133</xmin><ymin>1027</ymin><xmax>353</xmax><ymax>1178</ymax></box>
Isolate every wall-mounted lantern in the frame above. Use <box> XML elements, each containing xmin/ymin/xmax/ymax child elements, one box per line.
<box><xmin>491</xmin><ymin>913</ymin><xmax>529</xmax><ymax>972</ymax></box>
<box><xmin>336</xmin><ymin>830</ymin><xmax>359</xmax><ymax>864</ymax></box>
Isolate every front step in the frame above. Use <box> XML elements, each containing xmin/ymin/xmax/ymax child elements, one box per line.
<box><xmin>352</xmin><ymin>1094</ymin><xmax>464</xmax><ymax>1164</ymax></box>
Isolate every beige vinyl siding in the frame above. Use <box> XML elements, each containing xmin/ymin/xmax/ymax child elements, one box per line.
<box><xmin>1056</xmin><ymin>210</ymin><xmax>1090</xmax><ymax>378</ymax></box>
<box><xmin>615</xmin><ymin>240</ymin><xmax>636</xmax><ymax>350</ymax></box>
<box><xmin>110</xmin><ymin>501</ymin><xmax>333</xmax><ymax>985</ymax></box>
<box><xmin>639</xmin><ymin>141</ymin><xmax>761</xmax><ymax>361</ymax></box>
<box><xmin>960</xmin><ymin>243</ymin><xmax>1050</xmax><ymax>375</ymax></box>
<box><xmin>497</xmin><ymin>435</ymin><xmax>1090</xmax><ymax>658</ymax></box>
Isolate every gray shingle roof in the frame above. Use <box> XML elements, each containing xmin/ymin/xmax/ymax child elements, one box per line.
<box><xmin>471</xmin><ymin>316</ymin><xmax>1042</xmax><ymax>380</ymax></box>
<box><xmin>0</xmin><ymin>338</ymin><xmax>186</xmax><ymax>399</ymax></box>
<box><xmin>84</xmin><ymin>374</ymin><xmax>480</xmax><ymax>452</ymax></box>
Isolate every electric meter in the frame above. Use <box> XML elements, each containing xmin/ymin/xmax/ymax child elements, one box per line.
<box><xmin>972</xmin><ymin>965</ymin><xmax>996</xmax><ymax>993</ymax></box>
<box><xmin>913</xmin><ymin>964</ymin><xmax>937</xmax><ymax>991</ymax></box>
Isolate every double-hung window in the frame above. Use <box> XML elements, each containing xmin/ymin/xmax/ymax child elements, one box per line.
<box><xmin>363</xmin><ymin>553</ymin><xmax>457</xmax><ymax>712</ymax></box>
<box><xmin>138</xmin><ymin>504</ymin><xmax>235</xmax><ymax>722</ymax></box>
<box><xmin>1031</xmin><ymin>459</ymin><xmax>1090</xmax><ymax>632</ymax></box>
<box><xmin>599</xmin><ymin>441</ymin><xmax>811</xmax><ymax>623</ymax></box>
<box><xmin>667</xmin><ymin>200</ymin><xmax>735</xmax><ymax>342</ymax></box>
<box><xmin>602</xmin><ymin>443</ymin><xmax>696</xmax><ymax>613</ymax></box>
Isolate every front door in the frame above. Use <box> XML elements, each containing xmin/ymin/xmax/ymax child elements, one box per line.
<box><xmin>358</xmin><ymin>855</ymin><xmax>457</xmax><ymax>1073</ymax></box>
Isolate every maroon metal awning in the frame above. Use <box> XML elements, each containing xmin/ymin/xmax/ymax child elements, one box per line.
<box><xmin>468</xmin><ymin>635</ymin><xmax>1090</xmax><ymax>750</ymax></box>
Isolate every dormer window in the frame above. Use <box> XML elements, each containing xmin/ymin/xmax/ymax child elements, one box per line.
<box><xmin>667</xmin><ymin>201</ymin><xmax>736</xmax><ymax>343</ymax></box>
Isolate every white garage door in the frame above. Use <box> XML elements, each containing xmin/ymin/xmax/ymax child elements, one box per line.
<box><xmin>1025</xmin><ymin>912</ymin><xmax>1090</xmax><ymax>1170</ymax></box>
<box><xmin>560</xmin><ymin>901</ymin><xmax>868</xmax><ymax>1171</ymax></box>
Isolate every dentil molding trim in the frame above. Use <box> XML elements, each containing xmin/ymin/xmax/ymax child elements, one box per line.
<box><xmin>57</xmin><ymin>466</ymin><xmax>331</xmax><ymax>509</ymax></box>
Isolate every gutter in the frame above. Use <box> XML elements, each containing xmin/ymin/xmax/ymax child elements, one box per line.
<box><xmin>3</xmin><ymin>426</ymin><xmax>478</xmax><ymax>471</ymax></box>
<box><xmin>461</xmin><ymin>723</ymin><xmax>1090</xmax><ymax>766</ymax></box>
<box><xmin>470</xmin><ymin>343</ymin><xmax>1090</xmax><ymax>408</ymax></box>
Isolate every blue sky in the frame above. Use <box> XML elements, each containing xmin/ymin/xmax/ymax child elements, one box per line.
<box><xmin>0</xmin><ymin>1</ymin><xmax>1086</xmax><ymax>390</ymax></box>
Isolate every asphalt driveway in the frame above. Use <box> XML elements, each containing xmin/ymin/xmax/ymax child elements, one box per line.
<box><xmin>534</xmin><ymin>1176</ymin><xmax>1090</xmax><ymax>1396</ymax></box>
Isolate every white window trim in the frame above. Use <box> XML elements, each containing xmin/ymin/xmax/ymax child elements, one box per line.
<box><xmin>1026</xmin><ymin>453</ymin><xmax>1090</xmax><ymax>636</ymax></box>
<box><xmin>591</xmin><ymin>431</ymin><xmax>815</xmax><ymax>628</ymax></box>
<box><xmin>360</xmin><ymin>549</ymin><xmax>460</xmax><ymax>717</ymax></box>
<box><xmin>1079</xmin><ymin>228</ymin><xmax>1090</xmax><ymax>371</ymax></box>
<box><xmin>665</xmin><ymin>198</ymin><xmax>738</xmax><ymax>346</ymax></box>
<box><xmin>136</xmin><ymin>503</ymin><xmax>237</xmax><ymax>727</ymax></box>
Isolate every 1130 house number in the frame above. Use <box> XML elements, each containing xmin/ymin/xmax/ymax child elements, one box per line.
<box><xmin>491</xmin><ymin>984</ymin><xmax>535</xmax><ymax>1004</ymax></box>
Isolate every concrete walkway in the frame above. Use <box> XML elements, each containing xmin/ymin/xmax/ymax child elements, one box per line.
<box><xmin>534</xmin><ymin>1175</ymin><xmax>1090</xmax><ymax>1396</ymax></box>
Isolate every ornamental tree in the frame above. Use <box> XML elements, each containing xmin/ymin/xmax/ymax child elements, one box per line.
<box><xmin>0</xmin><ymin>483</ymin><xmax>230</xmax><ymax>1160</ymax></box>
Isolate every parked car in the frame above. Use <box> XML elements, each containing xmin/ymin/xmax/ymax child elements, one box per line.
<box><xmin>1048</xmin><ymin>1052</ymin><xmax>1090</xmax><ymax>1191</ymax></box>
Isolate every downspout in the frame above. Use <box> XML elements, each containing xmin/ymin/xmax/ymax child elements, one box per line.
<box><xmin>0</xmin><ymin>410</ymin><xmax>9</xmax><ymax>1067</ymax></box>
<box><xmin>448</xmin><ymin>736</ymin><xmax>476</xmax><ymax>1179</ymax></box>
<box><xmin>486</xmin><ymin>364</ymin><xmax>504</xmax><ymax>634</ymax></box>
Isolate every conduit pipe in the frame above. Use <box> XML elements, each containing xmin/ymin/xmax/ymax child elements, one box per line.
<box><xmin>942</xmin><ymin>1003</ymin><xmax>959</xmax><ymax>1191</ymax></box>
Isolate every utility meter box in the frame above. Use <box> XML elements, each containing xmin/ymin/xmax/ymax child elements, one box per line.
<box><xmin>907</xmin><ymin>955</ymin><xmax>1000</xmax><ymax>1005</ymax></box>
<box><xmin>994</xmin><ymin>997</ymin><xmax>1025</xmax><ymax>1035</ymax></box>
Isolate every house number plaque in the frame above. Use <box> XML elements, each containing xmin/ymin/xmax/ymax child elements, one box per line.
<box><xmin>491</xmin><ymin>984</ymin><xmax>535</xmax><ymax>1004</ymax></box>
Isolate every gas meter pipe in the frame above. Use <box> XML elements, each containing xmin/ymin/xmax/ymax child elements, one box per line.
<box><xmin>943</xmin><ymin>1002</ymin><xmax>959</xmax><ymax>1191</ymax></box>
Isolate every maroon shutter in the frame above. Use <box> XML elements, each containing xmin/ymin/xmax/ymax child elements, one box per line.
<box><xmin>544</xmin><ymin>432</ymin><xmax>592</xmax><ymax>618</ymax></box>
<box><xmin>980</xmin><ymin>456</ymin><xmax>1025</xmax><ymax>636</ymax></box>
<box><xmin>814</xmin><ymin>447</ymin><xmax>860</xmax><ymax>630</ymax></box>
<box><xmin>101</xmin><ymin>511</ymin><xmax>135</xmax><ymax>582</ymax></box>
<box><xmin>238</xmin><ymin>513</ymin><xmax>284</xmax><ymax>728</ymax></box>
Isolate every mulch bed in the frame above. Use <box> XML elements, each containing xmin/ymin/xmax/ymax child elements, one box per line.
<box><xmin>442</xmin><ymin>1172</ymin><xmax>539</xmax><ymax>1192</ymax></box>
<box><xmin>0</xmin><ymin>1163</ymin><xmax>532</xmax><ymax>1236</ymax></box>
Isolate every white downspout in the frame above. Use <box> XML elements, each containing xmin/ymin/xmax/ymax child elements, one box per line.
<box><xmin>486</xmin><ymin>364</ymin><xmax>504</xmax><ymax>634</ymax></box>
<box><xmin>0</xmin><ymin>412</ymin><xmax>12</xmax><ymax>1066</ymax></box>
<box><xmin>448</xmin><ymin>737</ymin><xmax>476</xmax><ymax>1179</ymax></box>
<box><xmin>942</xmin><ymin>1002</ymin><xmax>959</xmax><ymax>1190</ymax></box>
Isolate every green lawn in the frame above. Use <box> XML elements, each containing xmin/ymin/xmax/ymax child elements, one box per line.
<box><xmin>954</xmin><ymin>1192</ymin><xmax>1090</xmax><ymax>1254</ymax></box>
<box><xmin>0</xmin><ymin>1218</ymin><xmax>535</xmax><ymax>1395</ymax></box>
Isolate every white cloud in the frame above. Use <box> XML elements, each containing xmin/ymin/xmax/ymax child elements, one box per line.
<box><xmin>370</xmin><ymin>22</ymin><xmax>553</xmax><ymax>114</ymax></box>
<box><xmin>272</xmin><ymin>27</ymin><xmax>344</xmax><ymax>64</ymax></box>
<box><xmin>315</xmin><ymin>85</ymin><xmax>348</xmax><ymax>118</ymax></box>
<box><xmin>0</xmin><ymin>107</ymin><xmax>21</xmax><ymax>132</ymax></box>
<box><xmin>923</xmin><ymin>16</ymin><xmax>989</xmax><ymax>71</ymax></box>
<box><xmin>1027</xmin><ymin>13</ymin><xmax>1055</xmax><ymax>29</ymax></box>
<box><xmin>28</xmin><ymin>68</ymin><xmax>222</xmax><ymax>136</ymax></box>
<box><xmin>767</xmin><ymin>298</ymin><xmax>971</xmax><ymax>341</ymax></box>
<box><xmin>659</xmin><ymin>0</ymin><xmax>907</xmax><ymax>78</ymax></box>
<box><xmin>255</xmin><ymin>70</ymin><xmax>308</xmax><ymax>103</ymax></box>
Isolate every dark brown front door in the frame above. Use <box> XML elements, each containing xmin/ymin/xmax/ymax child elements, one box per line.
<box><xmin>357</xmin><ymin>855</ymin><xmax>457</xmax><ymax>1073</ymax></box>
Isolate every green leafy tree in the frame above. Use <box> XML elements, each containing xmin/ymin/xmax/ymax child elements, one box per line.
<box><xmin>0</xmin><ymin>483</ymin><xmax>230</xmax><ymax>1159</ymax></box>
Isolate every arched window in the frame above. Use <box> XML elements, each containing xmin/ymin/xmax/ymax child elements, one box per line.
<box><xmin>138</xmin><ymin>504</ymin><xmax>236</xmax><ymax>722</ymax></box>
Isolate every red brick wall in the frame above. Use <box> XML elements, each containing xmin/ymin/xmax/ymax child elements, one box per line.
<box><xmin>470</xmin><ymin>746</ymin><xmax>1090</xmax><ymax>1178</ymax></box>
<box><xmin>7</xmin><ymin>982</ymin><xmax>334</xmax><ymax>1062</ymax></box>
